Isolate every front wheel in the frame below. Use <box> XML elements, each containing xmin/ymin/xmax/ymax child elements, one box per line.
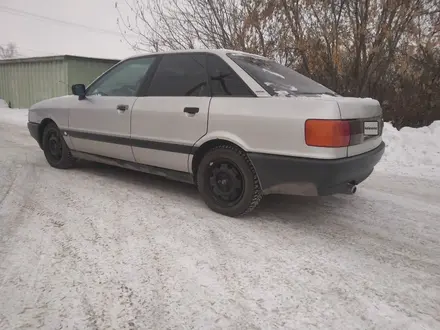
<box><xmin>196</xmin><ymin>145</ymin><xmax>263</xmax><ymax>217</ymax></box>
<box><xmin>42</xmin><ymin>122</ymin><xmax>75</xmax><ymax>169</ymax></box>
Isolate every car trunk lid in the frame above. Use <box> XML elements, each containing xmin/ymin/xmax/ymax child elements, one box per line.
<box><xmin>336</xmin><ymin>97</ymin><xmax>384</xmax><ymax>157</ymax></box>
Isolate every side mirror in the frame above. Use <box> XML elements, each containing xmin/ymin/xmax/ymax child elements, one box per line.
<box><xmin>72</xmin><ymin>84</ymin><xmax>86</xmax><ymax>100</ymax></box>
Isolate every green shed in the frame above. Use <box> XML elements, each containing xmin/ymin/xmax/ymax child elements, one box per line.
<box><xmin>0</xmin><ymin>55</ymin><xmax>120</xmax><ymax>108</ymax></box>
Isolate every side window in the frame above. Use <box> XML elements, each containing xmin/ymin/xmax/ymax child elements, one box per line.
<box><xmin>207</xmin><ymin>55</ymin><xmax>254</xmax><ymax>97</ymax></box>
<box><xmin>146</xmin><ymin>54</ymin><xmax>208</xmax><ymax>97</ymax></box>
<box><xmin>86</xmin><ymin>56</ymin><xmax>156</xmax><ymax>97</ymax></box>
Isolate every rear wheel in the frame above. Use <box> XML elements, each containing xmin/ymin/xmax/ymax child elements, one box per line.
<box><xmin>196</xmin><ymin>145</ymin><xmax>262</xmax><ymax>217</ymax></box>
<box><xmin>42</xmin><ymin>122</ymin><xmax>75</xmax><ymax>169</ymax></box>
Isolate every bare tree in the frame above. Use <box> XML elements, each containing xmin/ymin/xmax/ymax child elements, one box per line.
<box><xmin>115</xmin><ymin>0</ymin><xmax>268</xmax><ymax>52</ymax></box>
<box><xmin>0</xmin><ymin>42</ymin><xmax>18</xmax><ymax>59</ymax></box>
<box><xmin>117</xmin><ymin>0</ymin><xmax>440</xmax><ymax>128</ymax></box>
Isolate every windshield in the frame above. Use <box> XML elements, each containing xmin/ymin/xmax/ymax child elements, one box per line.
<box><xmin>227</xmin><ymin>53</ymin><xmax>336</xmax><ymax>97</ymax></box>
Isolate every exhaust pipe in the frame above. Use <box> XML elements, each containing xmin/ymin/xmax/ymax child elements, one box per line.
<box><xmin>343</xmin><ymin>183</ymin><xmax>357</xmax><ymax>195</ymax></box>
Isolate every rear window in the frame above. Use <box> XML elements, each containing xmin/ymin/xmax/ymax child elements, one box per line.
<box><xmin>227</xmin><ymin>53</ymin><xmax>336</xmax><ymax>97</ymax></box>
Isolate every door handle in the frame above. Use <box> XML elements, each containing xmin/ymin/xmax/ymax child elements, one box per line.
<box><xmin>117</xmin><ymin>104</ymin><xmax>129</xmax><ymax>111</ymax></box>
<box><xmin>183</xmin><ymin>107</ymin><xmax>199</xmax><ymax>114</ymax></box>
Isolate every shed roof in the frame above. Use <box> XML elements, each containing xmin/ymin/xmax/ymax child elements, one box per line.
<box><xmin>0</xmin><ymin>55</ymin><xmax>120</xmax><ymax>65</ymax></box>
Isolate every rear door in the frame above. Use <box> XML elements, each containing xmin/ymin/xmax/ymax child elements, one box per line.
<box><xmin>131</xmin><ymin>53</ymin><xmax>210</xmax><ymax>172</ymax></box>
<box><xmin>68</xmin><ymin>56</ymin><xmax>158</xmax><ymax>161</ymax></box>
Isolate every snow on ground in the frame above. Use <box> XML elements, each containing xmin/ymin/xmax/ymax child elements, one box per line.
<box><xmin>0</xmin><ymin>108</ymin><xmax>439</xmax><ymax>329</ymax></box>
<box><xmin>0</xmin><ymin>99</ymin><xmax>9</xmax><ymax>109</ymax></box>
<box><xmin>0</xmin><ymin>107</ymin><xmax>28</xmax><ymax>126</ymax></box>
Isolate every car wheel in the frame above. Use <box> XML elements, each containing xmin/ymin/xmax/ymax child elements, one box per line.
<box><xmin>196</xmin><ymin>145</ymin><xmax>263</xmax><ymax>217</ymax></box>
<box><xmin>42</xmin><ymin>122</ymin><xmax>75</xmax><ymax>169</ymax></box>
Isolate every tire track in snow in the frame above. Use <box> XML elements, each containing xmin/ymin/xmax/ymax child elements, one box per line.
<box><xmin>251</xmin><ymin>190</ymin><xmax>440</xmax><ymax>326</ymax></box>
<box><xmin>0</xmin><ymin>168</ymin><xmax>18</xmax><ymax>207</ymax></box>
<box><xmin>0</xmin><ymin>164</ymin><xmax>38</xmax><ymax>243</ymax></box>
<box><xmin>36</xmin><ymin>173</ymin><xmax>171</xmax><ymax>329</ymax></box>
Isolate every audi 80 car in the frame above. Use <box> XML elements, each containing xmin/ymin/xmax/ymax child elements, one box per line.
<box><xmin>27</xmin><ymin>49</ymin><xmax>385</xmax><ymax>217</ymax></box>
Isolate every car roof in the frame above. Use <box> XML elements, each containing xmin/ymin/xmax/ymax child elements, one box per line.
<box><xmin>122</xmin><ymin>48</ymin><xmax>268</xmax><ymax>62</ymax></box>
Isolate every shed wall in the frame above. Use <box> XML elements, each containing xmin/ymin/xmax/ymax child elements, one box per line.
<box><xmin>0</xmin><ymin>59</ymin><xmax>68</xmax><ymax>108</ymax></box>
<box><xmin>67</xmin><ymin>58</ymin><xmax>118</xmax><ymax>91</ymax></box>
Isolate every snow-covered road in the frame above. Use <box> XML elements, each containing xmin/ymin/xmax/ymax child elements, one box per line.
<box><xmin>0</xmin><ymin>109</ymin><xmax>439</xmax><ymax>330</ymax></box>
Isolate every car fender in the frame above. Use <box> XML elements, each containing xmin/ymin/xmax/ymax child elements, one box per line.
<box><xmin>28</xmin><ymin>95</ymin><xmax>73</xmax><ymax>129</ymax></box>
<box><xmin>194</xmin><ymin>131</ymin><xmax>251</xmax><ymax>151</ymax></box>
<box><xmin>188</xmin><ymin>131</ymin><xmax>252</xmax><ymax>174</ymax></box>
<box><xmin>28</xmin><ymin>96</ymin><xmax>76</xmax><ymax>149</ymax></box>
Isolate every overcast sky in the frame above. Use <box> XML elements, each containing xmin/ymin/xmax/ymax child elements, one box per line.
<box><xmin>0</xmin><ymin>0</ymin><xmax>141</xmax><ymax>60</ymax></box>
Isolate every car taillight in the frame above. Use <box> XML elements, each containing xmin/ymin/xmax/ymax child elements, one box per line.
<box><xmin>305</xmin><ymin>119</ymin><xmax>351</xmax><ymax>147</ymax></box>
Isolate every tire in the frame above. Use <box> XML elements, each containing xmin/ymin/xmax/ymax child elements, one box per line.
<box><xmin>42</xmin><ymin>122</ymin><xmax>75</xmax><ymax>169</ymax></box>
<box><xmin>196</xmin><ymin>145</ymin><xmax>263</xmax><ymax>217</ymax></box>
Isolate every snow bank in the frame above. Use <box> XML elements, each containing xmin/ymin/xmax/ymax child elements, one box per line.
<box><xmin>0</xmin><ymin>98</ymin><xmax>9</xmax><ymax>108</ymax></box>
<box><xmin>0</xmin><ymin>108</ymin><xmax>28</xmax><ymax>126</ymax></box>
<box><xmin>376</xmin><ymin>121</ymin><xmax>440</xmax><ymax>178</ymax></box>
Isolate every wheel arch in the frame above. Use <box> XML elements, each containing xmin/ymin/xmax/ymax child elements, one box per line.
<box><xmin>192</xmin><ymin>139</ymin><xmax>264</xmax><ymax>216</ymax></box>
<box><xmin>190</xmin><ymin>138</ymin><xmax>261</xmax><ymax>187</ymax></box>
<box><xmin>37</xmin><ymin>118</ymin><xmax>57</xmax><ymax>149</ymax></box>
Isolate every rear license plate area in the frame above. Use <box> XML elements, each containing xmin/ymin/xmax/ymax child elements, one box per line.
<box><xmin>363</xmin><ymin>121</ymin><xmax>379</xmax><ymax>136</ymax></box>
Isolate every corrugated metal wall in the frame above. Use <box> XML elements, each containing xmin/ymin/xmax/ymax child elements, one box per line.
<box><xmin>0</xmin><ymin>59</ymin><xmax>68</xmax><ymax>108</ymax></box>
<box><xmin>0</xmin><ymin>56</ymin><xmax>119</xmax><ymax>109</ymax></box>
<box><xmin>67</xmin><ymin>58</ymin><xmax>117</xmax><ymax>89</ymax></box>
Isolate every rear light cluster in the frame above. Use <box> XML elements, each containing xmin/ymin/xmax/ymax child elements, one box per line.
<box><xmin>305</xmin><ymin>119</ymin><xmax>351</xmax><ymax>147</ymax></box>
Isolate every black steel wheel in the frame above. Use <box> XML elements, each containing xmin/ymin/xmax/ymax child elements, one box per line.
<box><xmin>46</xmin><ymin>127</ymin><xmax>63</xmax><ymax>162</ymax></box>
<box><xmin>42</xmin><ymin>122</ymin><xmax>75</xmax><ymax>169</ymax></box>
<box><xmin>197</xmin><ymin>145</ymin><xmax>262</xmax><ymax>217</ymax></box>
<box><xmin>207</xmin><ymin>159</ymin><xmax>245</xmax><ymax>207</ymax></box>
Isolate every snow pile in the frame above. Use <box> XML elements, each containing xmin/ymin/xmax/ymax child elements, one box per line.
<box><xmin>376</xmin><ymin>121</ymin><xmax>440</xmax><ymax>178</ymax></box>
<box><xmin>0</xmin><ymin>98</ymin><xmax>9</xmax><ymax>108</ymax></box>
<box><xmin>0</xmin><ymin>107</ymin><xmax>28</xmax><ymax>126</ymax></box>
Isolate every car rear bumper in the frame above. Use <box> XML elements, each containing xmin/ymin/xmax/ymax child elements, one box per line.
<box><xmin>27</xmin><ymin>122</ymin><xmax>40</xmax><ymax>146</ymax></box>
<box><xmin>248</xmin><ymin>142</ymin><xmax>385</xmax><ymax>196</ymax></box>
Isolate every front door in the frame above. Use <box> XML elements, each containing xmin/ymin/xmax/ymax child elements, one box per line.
<box><xmin>131</xmin><ymin>53</ymin><xmax>210</xmax><ymax>172</ymax></box>
<box><xmin>68</xmin><ymin>56</ymin><xmax>157</xmax><ymax>161</ymax></box>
